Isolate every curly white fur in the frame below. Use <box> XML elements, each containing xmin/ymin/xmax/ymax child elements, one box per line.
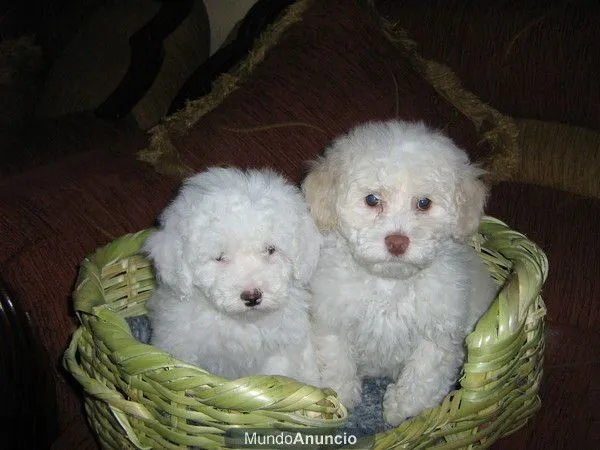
<box><xmin>144</xmin><ymin>167</ymin><xmax>322</xmax><ymax>386</ymax></box>
<box><xmin>302</xmin><ymin>120</ymin><xmax>498</xmax><ymax>425</ymax></box>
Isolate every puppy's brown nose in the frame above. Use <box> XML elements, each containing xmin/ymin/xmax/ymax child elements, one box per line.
<box><xmin>240</xmin><ymin>289</ymin><xmax>262</xmax><ymax>306</ymax></box>
<box><xmin>385</xmin><ymin>233</ymin><xmax>410</xmax><ymax>256</ymax></box>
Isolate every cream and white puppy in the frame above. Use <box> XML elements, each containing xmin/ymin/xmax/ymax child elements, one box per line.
<box><xmin>302</xmin><ymin>120</ymin><xmax>497</xmax><ymax>425</ymax></box>
<box><xmin>145</xmin><ymin>167</ymin><xmax>322</xmax><ymax>386</ymax></box>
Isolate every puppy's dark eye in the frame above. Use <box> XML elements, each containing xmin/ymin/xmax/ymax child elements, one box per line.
<box><xmin>365</xmin><ymin>194</ymin><xmax>380</xmax><ymax>207</ymax></box>
<box><xmin>214</xmin><ymin>253</ymin><xmax>227</xmax><ymax>262</ymax></box>
<box><xmin>266</xmin><ymin>245</ymin><xmax>276</xmax><ymax>255</ymax></box>
<box><xmin>416</xmin><ymin>197</ymin><xmax>432</xmax><ymax>211</ymax></box>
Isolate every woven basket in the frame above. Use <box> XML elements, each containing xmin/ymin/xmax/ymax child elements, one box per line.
<box><xmin>64</xmin><ymin>216</ymin><xmax>548</xmax><ymax>449</ymax></box>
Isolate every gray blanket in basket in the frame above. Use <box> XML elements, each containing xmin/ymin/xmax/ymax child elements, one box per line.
<box><xmin>127</xmin><ymin>316</ymin><xmax>393</xmax><ymax>438</ymax></box>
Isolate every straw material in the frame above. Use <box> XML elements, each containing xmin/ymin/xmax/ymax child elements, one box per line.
<box><xmin>64</xmin><ymin>216</ymin><xmax>547</xmax><ymax>449</ymax></box>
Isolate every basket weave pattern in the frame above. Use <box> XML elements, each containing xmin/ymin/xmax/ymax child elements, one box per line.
<box><xmin>64</xmin><ymin>216</ymin><xmax>548</xmax><ymax>449</ymax></box>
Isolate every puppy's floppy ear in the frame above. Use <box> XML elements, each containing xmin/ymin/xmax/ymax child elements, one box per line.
<box><xmin>292</xmin><ymin>212</ymin><xmax>323</xmax><ymax>284</ymax></box>
<box><xmin>301</xmin><ymin>155</ymin><xmax>338</xmax><ymax>232</ymax></box>
<box><xmin>453</xmin><ymin>166</ymin><xmax>489</xmax><ymax>241</ymax></box>
<box><xmin>143</xmin><ymin>206</ymin><xmax>194</xmax><ymax>296</ymax></box>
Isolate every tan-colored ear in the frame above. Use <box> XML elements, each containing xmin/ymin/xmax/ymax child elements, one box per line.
<box><xmin>453</xmin><ymin>167</ymin><xmax>489</xmax><ymax>241</ymax></box>
<box><xmin>301</xmin><ymin>157</ymin><xmax>338</xmax><ymax>232</ymax></box>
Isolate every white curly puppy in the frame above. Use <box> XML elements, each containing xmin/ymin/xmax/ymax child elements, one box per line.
<box><xmin>302</xmin><ymin>120</ymin><xmax>498</xmax><ymax>425</ymax></box>
<box><xmin>144</xmin><ymin>167</ymin><xmax>322</xmax><ymax>386</ymax></box>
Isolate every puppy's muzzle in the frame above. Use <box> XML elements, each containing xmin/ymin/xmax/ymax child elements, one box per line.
<box><xmin>385</xmin><ymin>233</ymin><xmax>410</xmax><ymax>256</ymax></box>
<box><xmin>240</xmin><ymin>289</ymin><xmax>263</xmax><ymax>307</ymax></box>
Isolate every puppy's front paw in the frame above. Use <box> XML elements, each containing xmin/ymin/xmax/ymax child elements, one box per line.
<box><xmin>383</xmin><ymin>383</ymin><xmax>418</xmax><ymax>426</ymax></box>
<box><xmin>330</xmin><ymin>376</ymin><xmax>362</xmax><ymax>409</ymax></box>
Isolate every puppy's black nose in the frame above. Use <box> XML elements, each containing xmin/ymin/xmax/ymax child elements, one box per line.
<box><xmin>240</xmin><ymin>289</ymin><xmax>262</xmax><ymax>306</ymax></box>
<box><xmin>385</xmin><ymin>233</ymin><xmax>410</xmax><ymax>256</ymax></box>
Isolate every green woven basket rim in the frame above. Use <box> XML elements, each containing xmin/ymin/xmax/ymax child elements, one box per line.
<box><xmin>64</xmin><ymin>215</ymin><xmax>548</xmax><ymax>449</ymax></box>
